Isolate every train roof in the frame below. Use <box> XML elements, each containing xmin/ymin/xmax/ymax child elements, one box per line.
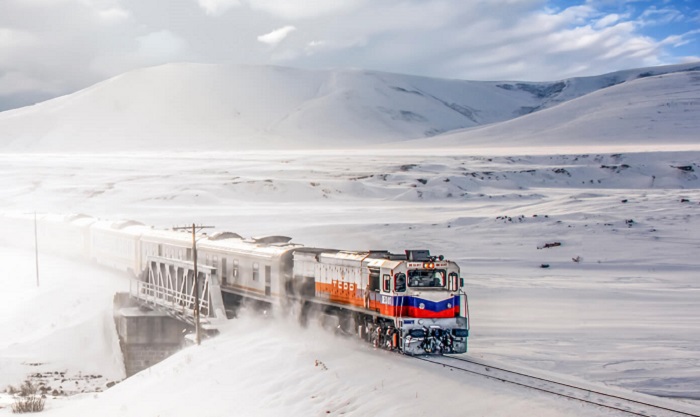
<box><xmin>68</xmin><ymin>214</ymin><xmax>97</xmax><ymax>227</ymax></box>
<box><xmin>140</xmin><ymin>226</ymin><xmax>301</xmax><ymax>257</ymax></box>
<box><xmin>317</xmin><ymin>250</ymin><xmax>408</xmax><ymax>262</ymax></box>
<box><xmin>208</xmin><ymin>231</ymin><xmax>243</xmax><ymax>241</ymax></box>
<box><xmin>366</xmin><ymin>258</ymin><xmax>403</xmax><ymax>269</ymax></box>
<box><xmin>90</xmin><ymin>219</ymin><xmax>148</xmax><ymax>236</ymax></box>
<box><xmin>140</xmin><ymin>227</ymin><xmax>193</xmax><ymax>244</ymax></box>
<box><xmin>199</xmin><ymin>236</ymin><xmax>302</xmax><ymax>257</ymax></box>
<box><xmin>251</xmin><ymin>236</ymin><xmax>292</xmax><ymax>245</ymax></box>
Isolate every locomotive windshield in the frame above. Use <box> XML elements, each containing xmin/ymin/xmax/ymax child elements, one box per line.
<box><xmin>407</xmin><ymin>269</ymin><xmax>446</xmax><ymax>288</ymax></box>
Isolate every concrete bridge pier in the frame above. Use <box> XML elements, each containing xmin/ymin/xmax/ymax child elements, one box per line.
<box><xmin>114</xmin><ymin>293</ymin><xmax>193</xmax><ymax>377</ymax></box>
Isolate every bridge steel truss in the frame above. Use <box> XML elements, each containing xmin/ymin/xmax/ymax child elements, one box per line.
<box><xmin>130</xmin><ymin>256</ymin><xmax>227</xmax><ymax>327</ymax></box>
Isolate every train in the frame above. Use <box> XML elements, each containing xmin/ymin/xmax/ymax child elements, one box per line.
<box><xmin>25</xmin><ymin>213</ymin><xmax>470</xmax><ymax>355</ymax></box>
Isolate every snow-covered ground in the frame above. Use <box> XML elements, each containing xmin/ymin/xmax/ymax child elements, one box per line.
<box><xmin>0</xmin><ymin>148</ymin><xmax>698</xmax><ymax>416</ymax></box>
<box><xmin>0</xmin><ymin>60</ymin><xmax>698</xmax><ymax>415</ymax></box>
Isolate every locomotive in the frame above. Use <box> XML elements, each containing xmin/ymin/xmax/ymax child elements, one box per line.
<box><xmin>28</xmin><ymin>213</ymin><xmax>470</xmax><ymax>354</ymax></box>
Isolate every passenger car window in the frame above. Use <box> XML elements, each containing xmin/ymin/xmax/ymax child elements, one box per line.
<box><xmin>253</xmin><ymin>262</ymin><xmax>259</xmax><ymax>281</ymax></box>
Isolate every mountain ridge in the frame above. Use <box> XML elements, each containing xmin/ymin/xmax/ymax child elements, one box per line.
<box><xmin>0</xmin><ymin>62</ymin><xmax>698</xmax><ymax>151</ymax></box>
<box><xmin>411</xmin><ymin>70</ymin><xmax>700</xmax><ymax>149</ymax></box>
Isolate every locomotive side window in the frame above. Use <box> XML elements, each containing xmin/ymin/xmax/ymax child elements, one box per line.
<box><xmin>408</xmin><ymin>269</ymin><xmax>446</xmax><ymax>288</ymax></box>
<box><xmin>233</xmin><ymin>259</ymin><xmax>239</xmax><ymax>280</ymax></box>
<box><xmin>449</xmin><ymin>272</ymin><xmax>459</xmax><ymax>291</ymax></box>
<box><xmin>382</xmin><ymin>274</ymin><xmax>391</xmax><ymax>292</ymax></box>
<box><xmin>395</xmin><ymin>273</ymin><xmax>406</xmax><ymax>292</ymax></box>
<box><xmin>253</xmin><ymin>262</ymin><xmax>259</xmax><ymax>281</ymax></box>
<box><xmin>369</xmin><ymin>267</ymin><xmax>380</xmax><ymax>291</ymax></box>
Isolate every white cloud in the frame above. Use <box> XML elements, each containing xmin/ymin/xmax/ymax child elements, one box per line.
<box><xmin>246</xmin><ymin>0</ymin><xmax>365</xmax><ymax>19</ymax></box>
<box><xmin>0</xmin><ymin>71</ymin><xmax>46</xmax><ymax>95</ymax></box>
<box><xmin>0</xmin><ymin>28</ymin><xmax>37</xmax><ymax>49</ymax></box>
<box><xmin>257</xmin><ymin>26</ymin><xmax>296</xmax><ymax>46</ymax></box>
<box><xmin>136</xmin><ymin>30</ymin><xmax>187</xmax><ymax>60</ymax></box>
<box><xmin>97</xmin><ymin>7</ymin><xmax>130</xmax><ymax>22</ymax></box>
<box><xmin>659</xmin><ymin>29</ymin><xmax>700</xmax><ymax>48</ymax></box>
<box><xmin>638</xmin><ymin>6</ymin><xmax>683</xmax><ymax>26</ymax></box>
<box><xmin>0</xmin><ymin>0</ymin><xmax>698</xmax><ymax>109</ymax></box>
<box><xmin>197</xmin><ymin>0</ymin><xmax>242</xmax><ymax>16</ymax></box>
<box><xmin>594</xmin><ymin>13</ymin><xmax>621</xmax><ymax>29</ymax></box>
<box><xmin>195</xmin><ymin>0</ymin><xmax>360</xmax><ymax>18</ymax></box>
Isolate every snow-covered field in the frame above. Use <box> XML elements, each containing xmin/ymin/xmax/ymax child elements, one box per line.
<box><xmin>1</xmin><ymin>148</ymin><xmax>698</xmax><ymax>416</ymax></box>
<box><xmin>0</xmin><ymin>61</ymin><xmax>698</xmax><ymax>415</ymax></box>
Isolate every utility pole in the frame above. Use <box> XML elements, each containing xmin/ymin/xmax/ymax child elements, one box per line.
<box><xmin>173</xmin><ymin>223</ymin><xmax>214</xmax><ymax>345</ymax></box>
<box><xmin>34</xmin><ymin>212</ymin><xmax>39</xmax><ymax>287</ymax></box>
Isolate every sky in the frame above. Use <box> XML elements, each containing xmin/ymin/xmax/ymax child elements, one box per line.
<box><xmin>0</xmin><ymin>0</ymin><xmax>698</xmax><ymax>111</ymax></box>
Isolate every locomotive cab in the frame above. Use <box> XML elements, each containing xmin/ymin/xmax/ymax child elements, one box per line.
<box><xmin>292</xmin><ymin>248</ymin><xmax>469</xmax><ymax>355</ymax></box>
<box><xmin>375</xmin><ymin>250</ymin><xmax>469</xmax><ymax>354</ymax></box>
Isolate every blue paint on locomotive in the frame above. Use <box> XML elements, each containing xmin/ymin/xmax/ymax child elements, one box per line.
<box><xmin>380</xmin><ymin>294</ymin><xmax>460</xmax><ymax>313</ymax></box>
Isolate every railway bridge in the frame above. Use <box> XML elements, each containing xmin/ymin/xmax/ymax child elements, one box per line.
<box><xmin>116</xmin><ymin>256</ymin><xmax>227</xmax><ymax>376</ymax></box>
<box><xmin>129</xmin><ymin>255</ymin><xmax>228</xmax><ymax>328</ymax></box>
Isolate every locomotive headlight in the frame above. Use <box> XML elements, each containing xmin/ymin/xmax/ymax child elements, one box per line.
<box><xmin>423</xmin><ymin>262</ymin><xmax>435</xmax><ymax>269</ymax></box>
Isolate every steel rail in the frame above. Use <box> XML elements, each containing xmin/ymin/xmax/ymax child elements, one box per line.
<box><xmin>411</xmin><ymin>355</ymin><xmax>700</xmax><ymax>417</ymax></box>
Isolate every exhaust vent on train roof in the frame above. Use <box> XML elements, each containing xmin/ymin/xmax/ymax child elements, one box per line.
<box><xmin>110</xmin><ymin>220</ymin><xmax>144</xmax><ymax>230</ymax></box>
<box><xmin>405</xmin><ymin>250</ymin><xmax>431</xmax><ymax>261</ymax></box>
<box><xmin>208</xmin><ymin>231</ymin><xmax>243</xmax><ymax>241</ymax></box>
<box><xmin>252</xmin><ymin>236</ymin><xmax>293</xmax><ymax>245</ymax></box>
<box><xmin>367</xmin><ymin>250</ymin><xmax>408</xmax><ymax>260</ymax></box>
<box><xmin>65</xmin><ymin>213</ymin><xmax>92</xmax><ymax>222</ymax></box>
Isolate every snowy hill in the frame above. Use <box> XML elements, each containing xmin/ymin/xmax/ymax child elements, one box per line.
<box><xmin>412</xmin><ymin>69</ymin><xmax>700</xmax><ymax>150</ymax></box>
<box><xmin>0</xmin><ymin>62</ymin><xmax>697</xmax><ymax>152</ymax></box>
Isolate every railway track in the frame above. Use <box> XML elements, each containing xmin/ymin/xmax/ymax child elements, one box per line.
<box><xmin>413</xmin><ymin>355</ymin><xmax>700</xmax><ymax>417</ymax></box>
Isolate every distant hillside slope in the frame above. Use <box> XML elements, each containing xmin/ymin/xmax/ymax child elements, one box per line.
<box><xmin>0</xmin><ymin>62</ymin><xmax>697</xmax><ymax>151</ymax></box>
<box><xmin>414</xmin><ymin>70</ymin><xmax>700</xmax><ymax>149</ymax></box>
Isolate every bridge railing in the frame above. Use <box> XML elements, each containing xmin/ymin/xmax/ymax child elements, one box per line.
<box><xmin>129</xmin><ymin>280</ymin><xmax>210</xmax><ymax>319</ymax></box>
<box><xmin>128</xmin><ymin>256</ymin><xmax>227</xmax><ymax>326</ymax></box>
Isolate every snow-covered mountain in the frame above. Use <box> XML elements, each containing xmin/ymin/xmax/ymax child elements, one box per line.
<box><xmin>414</xmin><ymin>69</ymin><xmax>700</xmax><ymax>149</ymax></box>
<box><xmin>0</xmin><ymin>62</ymin><xmax>697</xmax><ymax>151</ymax></box>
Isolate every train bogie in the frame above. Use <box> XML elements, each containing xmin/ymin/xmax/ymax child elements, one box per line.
<box><xmin>400</xmin><ymin>317</ymin><xmax>468</xmax><ymax>354</ymax></box>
